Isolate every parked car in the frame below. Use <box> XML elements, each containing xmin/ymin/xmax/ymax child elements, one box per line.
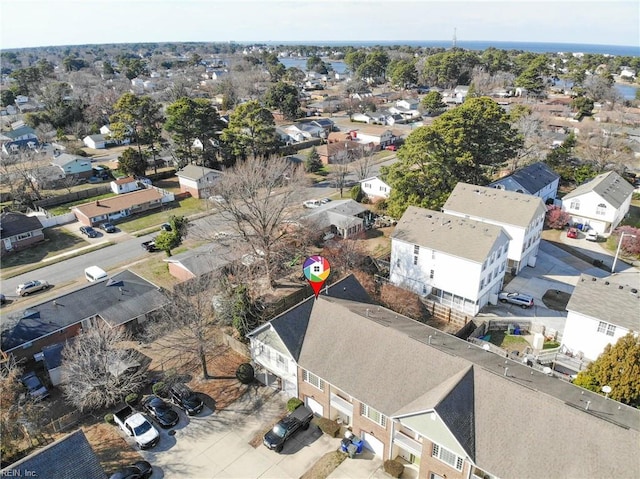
<box><xmin>586</xmin><ymin>229</ymin><xmax>599</xmax><ymax>242</ymax></box>
<box><xmin>16</xmin><ymin>280</ymin><xmax>50</xmax><ymax>296</ymax></box>
<box><xmin>385</xmin><ymin>144</ymin><xmax>397</xmax><ymax>151</ymax></box>
<box><xmin>21</xmin><ymin>372</ymin><xmax>50</xmax><ymax>400</ymax></box>
<box><xmin>303</xmin><ymin>199</ymin><xmax>321</xmax><ymax>208</ymax></box>
<box><xmin>80</xmin><ymin>226</ymin><xmax>99</xmax><ymax>238</ymax></box>
<box><xmin>263</xmin><ymin>405</ymin><xmax>313</xmax><ymax>452</ymax></box>
<box><xmin>170</xmin><ymin>383</ymin><xmax>204</xmax><ymax>416</ymax></box>
<box><xmin>99</xmin><ymin>222</ymin><xmax>117</xmax><ymax>233</ymax></box>
<box><xmin>498</xmin><ymin>291</ymin><xmax>535</xmax><ymax>309</ymax></box>
<box><xmin>320</xmin><ymin>198</ymin><xmax>332</xmax><ymax>204</ymax></box>
<box><xmin>113</xmin><ymin>405</ymin><xmax>160</xmax><ymax>449</ymax></box>
<box><xmin>109</xmin><ymin>461</ymin><xmax>152</xmax><ymax>479</ymax></box>
<box><xmin>141</xmin><ymin>240</ymin><xmax>158</xmax><ymax>252</ymax></box>
<box><xmin>141</xmin><ymin>396</ymin><xmax>179</xmax><ymax>428</ymax></box>
<box><xmin>160</xmin><ymin>223</ymin><xmax>172</xmax><ymax>232</ymax></box>
<box><xmin>0</xmin><ymin>293</ymin><xmax>5</xmax><ymax>305</ymax></box>
<box><xmin>209</xmin><ymin>195</ymin><xmax>226</xmax><ymax>204</ymax></box>
<box><xmin>567</xmin><ymin>227</ymin><xmax>578</xmax><ymax>239</ymax></box>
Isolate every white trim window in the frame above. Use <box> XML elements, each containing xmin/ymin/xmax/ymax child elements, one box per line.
<box><xmin>596</xmin><ymin>203</ymin><xmax>607</xmax><ymax>216</ymax></box>
<box><xmin>303</xmin><ymin>370</ymin><xmax>325</xmax><ymax>391</ymax></box>
<box><xmin>597</xmin><ymin>321</ymin><xmax>616</xmax><ymax>337</ymax></box>
<box><xmin>570</xmin><ymin>199</ymin><xmax>580</xmax><ymax>211</ymax></box>
<box><xmin>360</xmin><ymin>403</ymin><xmax>387</xmax><ymax>427</ymax></box>
<box><xmin>432</xmin><ymin>443</ymin><xmax>464</xmax><ymax>471</ymax></box>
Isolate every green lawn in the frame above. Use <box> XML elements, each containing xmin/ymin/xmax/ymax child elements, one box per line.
<box><xmin>116</xmin><ymin>197</ymin><xmax>208</xmax><ymax>233</ymax></box>
<box><xmin>48</xmin><ymin>192</ymin><xmax>118</xmax><ymax>215</ymax></box>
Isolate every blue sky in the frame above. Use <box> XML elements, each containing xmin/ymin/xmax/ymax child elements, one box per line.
<box><xmin>1</xmin><ymin>0</ymin><xmax>638</xmax><ymax>50</ymax></box>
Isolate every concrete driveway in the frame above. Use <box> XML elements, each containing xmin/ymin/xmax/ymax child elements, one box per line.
<box><xmin>134</xmin><ymin>387</ymin><xmax>341</xmax><ymax>478</ymax></box>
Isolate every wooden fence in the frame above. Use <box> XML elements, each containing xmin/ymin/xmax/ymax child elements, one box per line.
<box><xmin>33</xmin><ymin>185</ymin><xmax>112</xmax><ymax>208</ymax></box>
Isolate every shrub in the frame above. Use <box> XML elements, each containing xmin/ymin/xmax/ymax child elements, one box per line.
<box><xmin>545</xmin><ymin>206</ymin><xmax>570</xmax><ymax>230</ymax></box>
<box><xmin>287</xmin><ymin>397</ymin><xmax>303</xmax><ymax>412</ymax></box>
<box><xmin>125</xmin><ymin>393</ymin><xmax>139</xmax><ymax>405</ymax></box>
<box><xmin>543</xmin><ymin>341</ymin><xmax>560</xmax><ymax>349</ymax></box>
<box><xmin>383</xmin><ymin>459</ymin><xmax>404</xmax><ymax>478</ymax></box>
<box><xmin>152</xmin><ymin>381</ymin><xmax>166</xmax><ymax>397</ymax></box>
<box><xmin>236</xmin><ymin>363</ymin><xmax>255</xmax><ymax>384</ymax></box>
<box><xmin>314</xmin><ymin>417</ymin><xmax>340</xmax><ymax>437</ymax></box>
<box><xmin>350</xmin><ymin>184</ymin><xmax>364</xmax><ymax>202</ymax></box>
<box><xmin>104</xmin><ymin>413</ymin><xmax>115</xmax><ymax>425</ymax></box>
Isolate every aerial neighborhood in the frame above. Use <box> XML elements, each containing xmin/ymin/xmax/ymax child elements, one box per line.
<box><xmin>1</xmin><ymin>37</ymin><xmax>639</xmax><ymax>479</ymax></box>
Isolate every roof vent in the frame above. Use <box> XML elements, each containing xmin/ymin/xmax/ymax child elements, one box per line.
<box><xmin>592</xmin><ymin>277</ymin><xmax>597</xmax><ymax>281</ymax></box>
<box><xmin>618</xmin><ymin>285</ymin><xmax>624</xmax><ymax>289</ymax></box>
<box><xmin>631</xmin><ymin>288</ymin><xmax>638</xmax><ymax>294</ymax></box>
<box><xmin>604</xmin><ymin>281</ymin><xmax>610</xmax><ymax>285</ymax></box>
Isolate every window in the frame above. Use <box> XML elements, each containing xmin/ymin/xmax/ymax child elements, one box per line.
<box><xmin>276</xmin><ymin>353</ymin><xmax>287</xmax><ymax>372</ymax></box>
<box><xmin>414</xmin><ymin>245</ymin><xmax>420</xmax><ymax>255</ymax></box>
<box><xmin>360</xmin><ymin>403</ymin><xmax>387</xmax><ymax>427</ymax></box>
<box><xmin>432</xmin><ymin>443</ymin><xmax>464</xmax><ymax>471</ymax></box>
<box><xmin>413</xmin><ymin>255</ymin><xmax>418</xmax><ymax>265</ymax></box>
<box><xmin>432</xmin><ymin>250</ymin><xmax>436</xmax><ymax>260</ymax></box>
<box><xmin>365</xmin><ymin>183</ymin><xmax>371</xmax><ymax>189</ymax></box>
<box><xmin>503</xmin><ymin>244</ymin><xmax>508</xmax><ymax>255</ymax></box>
<box><xmin>596</xmin><ymin>203</ymin><xmax>607</xmax><ymax>216</ymax></box>
<box><xmin>480</xmin><ymin>279</ymin><xmax>485</xmax><ymax>290</ymax></box>
<box><xmin>16</xmin><ymin>232</ymin><xmax>33</xmax><ymax>240</ymax></box>
<box><xmin>429</xmin><ymin>269</ymin><xmax>434</xmax><ymax>279</ymax></box>
<box><xmin>570</xmin><ymin>199</ymin><xmax>580</xmax><ymax>211</ymax></box>
<box><xmin>303</xmin><ymin>370</ymin><xmax>324</xmax><ymax>390</ymax></box>
<box><xmin>482</xmin><ymin>260</ymin><xmax>487</xmax><ymax>271</ymax></box>
<box><xmin>598</xmin><ymin>321</ymin><xmax>616</xmax><ymax>336</ymax></box>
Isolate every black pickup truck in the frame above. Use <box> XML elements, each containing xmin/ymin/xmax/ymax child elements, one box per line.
<box><xmin>263</xmin><ymin>405</ymin><xmax>313</xmax><ymax>452</ymax></box>
<box><xmin>141</xmin><ymin>239</ymin><xmax>158</xmax><ymax>252</ymax></box>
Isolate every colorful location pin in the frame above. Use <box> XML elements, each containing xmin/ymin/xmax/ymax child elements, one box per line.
<box><xmin>303</xmin><ymin>255</ymin><xmax>331</xmax><ymax>299</ymax></box>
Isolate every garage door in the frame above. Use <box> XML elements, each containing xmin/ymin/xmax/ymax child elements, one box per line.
<box><xmin>362</xmin><ymin>432</ymin><xmax>385</xmax><ymax>457</ymax></box>
<box><xmin>305</xmin><ymin>396</ymin><xmax>324</xmax><ymax>416</ymax></box>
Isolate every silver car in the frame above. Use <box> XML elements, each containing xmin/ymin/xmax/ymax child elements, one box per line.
<box><xmin>498</xmin><ymin>291</ymin><xmax>534</xmax><ymax>308</ymax></box>
<box><xmin>16</xmin><ymin>280</ymin><xmax>50</xmax><ymax>296</ymax></box>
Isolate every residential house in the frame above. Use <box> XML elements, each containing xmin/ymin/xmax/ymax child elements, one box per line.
<box><xmin>247</xmin><ymin>275</ymin><xmax>640</xmax><ymax>479</ymax></box>
<box><xmin>316</xmin><ymin>140</ymin><xmax>364</xmax><ymax>165</ymax></box>
<box><xmin>176</xmin><ymin>164</ymin><xmax>223</xmax><ymax>199</ymax></box>
<box><xmin>561</xmin><ymin>171</ymin><xmax>634</xmax><ymax>234</ymax></box>
<box><xmin>0</xmin><ymin>270</ymin><xmax>168</xmax><ymax>361</ymax></box>
<box><xmin>72</xmin><ymin>188</ymin><xmax>172</xmax><ymax>226</ymax></box>
<box><xmin>51</xmin><ymin>153</ymin><xmax>93</xmax><ymax>178</ymax></box>
<box><xmin>27</xmin><ymin>164</ymin><xmax>66</xmax><ymax>189</ymax></box>
<box><xmin>0</xmin><ymin>430</ymin><xmax>106</xmax><ymax>478</ymax></box>
<box><xmin>100</xmin><ymin>124</ymin><xmax>131</xmax><ymax>145</ymax></box>
<box><xmin>110</xmin><ymin>176</ymin><xmax>150</xmax><ymax>195</ymax></box>
<box><xmin>82</xmin><ymin>134</ymin><xmax>107</xmax><ymax>149</ymax></box>
<box><xmin>359</xmin><ymin>176</ymin><xmax>391</xmax><ymax>201</ymax></box>
<box><xmin>300</xmin><ymin>199</ymin><xmax>373</xmax><ymax>239</ymax></box>
<box><xmin>443</xmin><ymin>183</ymin><xmax>546</xmax><ymax>274</ymax></box>
<box><xmin>395</xmin><ymin>98</ymin><xmax>420</xmax><ymax>111</ymax></box>
<box><xmin>0</xmin><ymin>211</ymin><xmax>45</xmax><ymax>253</ymax></box>
<box><xmin>390</xmin><ymin>207</ymin><xmax>510</xmax><ymax>315</ymax></box>
<box><xmin>561</xmin><ymin>273</ymin><xmax>639</xmax><ymax>362</ymax></box>
<box><xmin>248</xmin><ymin>275</ymin><xmax>375</xmax><ymax>397</ymax></box>
<box><xmin>489</xmin><ymin>161</ymin><xmax>560</xmax><ymax>203</ymax></box>
<box><xmin>309</xmin><ymin>117</ymin><xmax>335</xmax><ymax>135</ymax></box>
<box><xmin>346</xmin><ymin>125</ymin><xmax>395</xmax><ymax>148</ymax></box>
<box><xmin>164</xmin><ymin>236</ymin><xmax>250</xmax><ymax>282</ymax></box>
<box><xmin>0</xmin><ymin>125</ymin><xmax>39</xmax><ymax>154</ymax></box>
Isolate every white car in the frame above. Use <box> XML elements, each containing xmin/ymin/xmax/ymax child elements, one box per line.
<box><xmin>303</xmin><ymin>199</ymin><xmax>321</xmax><ymax>208</ymax></box>
<box><xmin>586</xmin><ymin>230</ymin><xmax>599</xmax><ymax>242</ymax></box>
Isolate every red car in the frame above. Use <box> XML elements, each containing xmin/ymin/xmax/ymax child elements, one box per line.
<box><xmin>385</xmin><ymin>144</ymin><xmax>397</xmax><ymax>151</ymax></box>
<box><xmin>567</xmin><ymin>227</ymin><xmax>578</xmax><ymax>239</ymax></box>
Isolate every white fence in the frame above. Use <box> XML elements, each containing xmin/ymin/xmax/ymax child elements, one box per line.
<box><xmin>29</xmin><ymin>210</ymin><xmax>76</xmax><ymax>228</ymax></box>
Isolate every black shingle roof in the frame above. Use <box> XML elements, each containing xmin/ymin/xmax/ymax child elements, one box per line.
<box><xmin>0</xmin><ymin>211</ymin><xmax>43</xmax><ymax>239</ymax></box>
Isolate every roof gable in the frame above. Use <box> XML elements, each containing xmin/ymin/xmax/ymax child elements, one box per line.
<box><xmin>176</xmin><ymin>164</ymin><xmax>222</xmax><ymax>181</ymax></box>
<box><xmin>563</xmin><ymin>171</ymin><xmax>634</xmax><ymax>208</ymax></box>
<box><xmin>491</xmin><ymin>162</ymin><xmax>559</xmax><ymax>194</ymax></box>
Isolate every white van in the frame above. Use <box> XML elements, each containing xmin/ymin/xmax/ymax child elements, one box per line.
<box><xmin>85</xmin><ymin>266</ymin><xmax>108</xmax><ymax>283</ymax></box>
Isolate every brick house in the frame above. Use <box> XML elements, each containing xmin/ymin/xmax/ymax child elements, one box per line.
<box><xmin>247</xmin><ymin>275</ymin><xmax>640</xmax><ymax>479</ymax></box>
<box><xmin>0</xmin><ymin>211</ymin><xmax>45</xmax><ymax>253</ymax></box>
<box><xmin>176</xmin><ymin>164</ymin><xmax>223</xmax><ymax>199</ymax></box>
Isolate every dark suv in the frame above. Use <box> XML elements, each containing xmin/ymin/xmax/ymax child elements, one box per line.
<box><xmin>170</xmin><ymin>383</ymin><xmax>203</xmax><ymax>415</ymax></box>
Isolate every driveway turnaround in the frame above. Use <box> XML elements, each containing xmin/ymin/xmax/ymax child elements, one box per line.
<box><xmin>137</xmin><ymin>386</ymin><xmax>341</xmax><ymax>478</ymax></box>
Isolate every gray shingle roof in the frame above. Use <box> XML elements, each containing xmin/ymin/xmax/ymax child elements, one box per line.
<box><xmin>165</xmin><ymin>237</ymin><xmax>250</xmax><ymax>278</ymax></box>
<box><xmin>566</xmin><ymin>273</ymin><xmax>640</xmax><ymax>330</ymax></box>
<box><xmin>563</xmin><ymin>170</ymin><xmax>634</xmax><ymax>209</ymax></box>
<box><xmin>489</xmin><ymin>161</ymin><xmax>559</xmax><ymax>195</ymax></box>
<box><xmin>176</xmin><ymin>164</ymin><xmax>222</xmax><ymax>181</ymax></box>
<box><xmin>391</xmin><ymin>207</ymin><xmax>510</xmax><ymax>263</ymax></box>
<box><xmin>0</xmin><ymin>429</ymin><xmax>106</xmax><ymax>478</ymax></box>
<box><xmin>278</xmin><ymin>283</ymin><xmax>639</xmax><ymax>478</ymax></box>
<box><xmin>1</xmin><ymin>270</ymin><xmax>167</xmax><ymax>352</ymax></box>
<box><xmin>0</xmin><ymin>211</ymin><xmax>43</xmax><ymax>239</ymax></box>
<box><xmin>301</xmin><ymin>199</ymin><xmax>368</xmax><ymax>231</ymax></box>
<box><xmin>51</xmin><ymin>153</ymin><xmax>90</xmax><ymax>167</ymax></box>
<box><xmin>443</xmin><ymin>182</ymin><xmax>547</xmax><ymax>228</ymax></box>
<box><xmin>248</xmin><ymin>275</ymin><xmax>374</xmax><ymax>361</ymax></box>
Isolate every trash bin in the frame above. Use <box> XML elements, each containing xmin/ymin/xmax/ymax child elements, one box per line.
<box><xmin>341</xmin><ymin>438</ymin><xmax>351</xmax><ymax>453</ymax></box>
<box><xmin>352</xmin><ymin>438</ymin><xmax>364</xmax><ymax>454</ymax></box>
<box><xmin>347</xmin><ymin>443</ymin><xmax>358</xmax><ymax>458</ymax></box>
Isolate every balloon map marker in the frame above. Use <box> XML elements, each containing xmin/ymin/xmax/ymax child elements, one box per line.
<box><xmin>303</xmin><ymin>255</ymin><xmax>331</xmax><ymax>299</ymax></box>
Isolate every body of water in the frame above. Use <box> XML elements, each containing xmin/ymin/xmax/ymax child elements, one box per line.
<box><xmin>279</xmin><ymin>57</ymin><xmax>347</xmax><ymax>74</ymax></box>
<box><xmin>269</xmin><ymin>40</ymin><xmax>638</xmax><ymax>57</ymax></box>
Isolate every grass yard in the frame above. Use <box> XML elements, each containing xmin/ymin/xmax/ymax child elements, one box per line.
<box><xmin>128</xmin><ymin>257</ymin><xmax>178</xmax><ymax>290</ymax></box>
<box><xmin>488</xmin><ymin>330</ymin><xmax>531</xmax><ymax>354</ymax></box>
<box><xmin>47</xmin><ymin>192</ymin><xmax>117</xmax><ymax>215</ymax></box>
<box><xmin>116</xmin><ymin>197</ymin><xmax>208</xmax><ymax>233</ymax></box>
<box><xmin>0</xmin><ymin>227</ymin><xmax>87</xmax><ymax>276</ymax></box>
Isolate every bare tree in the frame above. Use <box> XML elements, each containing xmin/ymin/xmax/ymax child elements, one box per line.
<box><xmin>511</xmin><ymin>110</ymin><xmax>548</xmax><ymax>168</ymax></box>
<box><xmin>329</xmin><ymin>150</ymin><xmax>352</xmax><ymax>198</ymax></box>
<box><xmin>577</xmin><ymin>123</ymin><xmax>633</xmax><ymax>173</ymax></box>
<box><xmin>213</xmin><ymin>156</ymin><xmax>307</xmax><ymax>288</ymax></box>
<box><xmin>352</xmin><ymin>145</ymin><xmax>376</xmax><ymax>181</ymax></box>
<box><xmin>145</xmin><ymin>275</ymin><xmax>220</xmax><ymax>379</ymax></box>
<box><xmin>60</xmin><ymin>322</ymin><xmax>148</xmax><ymax>412</ymax></box>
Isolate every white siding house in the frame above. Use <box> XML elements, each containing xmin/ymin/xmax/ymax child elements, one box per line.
<box><xmin>561</xmin><ymin>171</ymin><xmax>634</xmax><ymax>234</ymax></box>
<box><xmin>176</xmin><ymin>164</ymin><xmax>223</xmax><ymax>199</ymax></box>
<box><xmin>360</xmin><ymin>177</ymin><xmax>391</xmax><ymax>200</ymax></box>
<box><xmin>442</xmin><ymin>183</ymin><xmax>546</xmax><ymax>275</ymax></box>
<box><xmin>390</xmin><ymin>207</ymin><xmax>511</xmax><ymax>315</ymax></box>
<box><xmin>247</xmin><ymin>324</ymin><xmax>298</xmax><ymax>397</ymax></box>
<box><xmin>489</xmin><ymin>162</ymin><xmax>560</xmax><ymax>203</ymax></box>
<box><xmin>562</xmin><ymin>273</ymin><xmax>639</xmax><ymax>362</ymax></box>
